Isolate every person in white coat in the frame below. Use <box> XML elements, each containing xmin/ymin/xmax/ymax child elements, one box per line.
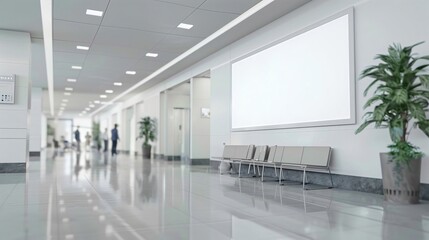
<box><xmin>102</xmin><ymin>128</ymin><xmax>109</xmax><ymax>152</ymax></box>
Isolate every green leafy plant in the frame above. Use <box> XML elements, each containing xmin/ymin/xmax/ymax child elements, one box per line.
<box><xmin>355</xmin><ymin>42</ymin><xmax>429</xmax><ymax>164</ymax></box>
<box><xmin>138</xmin><ymin>117</ymin><xmax>157</xmax><ymax>147</ymax></box>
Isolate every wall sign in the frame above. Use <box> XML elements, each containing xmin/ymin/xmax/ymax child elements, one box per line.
<box><xmin>0</xmin><ymin>75</ymin><xmax>15</xmax><ymax>104</ymax></box>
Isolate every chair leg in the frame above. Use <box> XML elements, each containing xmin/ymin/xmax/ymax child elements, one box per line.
<box><xmin>238</xmin><ymin>162</ymin><xmax>242</xmax><ymax>178</ymax></box>
<box><xmin>274</xmin><ymin>165</ymin><xmax>278</xmax><ymax>177</ymax></box>
<box><xmin>279</xmin><ymin>166</ymin><xmax>283</xmax><ymax>185</ymax></box>
<box><xmin>328</xmin><ymin>167</ymin><xmax>334</xmax><ymax>188</ymax></box>
<box><xmin>247</xmin><ymin>163</ymin><xmax>251</xmax><ymax>174</ymax></box>
<box><xmin>302</xmin><ymin>168</ymin><xmax>306</xmax><ymax>190</ymax></box>
<box><xmin>261</xmin><ymin>165</ymin><xmax>265</xmax><ymax>182</ymax></box>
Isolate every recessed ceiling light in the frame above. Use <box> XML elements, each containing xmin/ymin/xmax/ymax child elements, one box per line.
<box><xmin>76</xmin><ymin>45</ymin><xmax>89</xmax><ymax>50</ymax></box>
<box><xmin>114</xmin><ymin>82</ymin><xmax>122</xmax><ymax>86</ymax></box>
<box><xmin>62</xmin><ymin>99</ymin><xmax>69</xmax><ymax>102</ymax></box>
<box><xmin>60</xmin><ymin>103</ymin><xmax>67</xmax><ymax>107</ymax></box>
<box><xmin>126</xmin><ymin>71</ymin><xmax>136</xmax><ymax>75</ymax></box>
<box><xmin>86</xmin><ymin>9</ymin><xmax>103</xmax><ymax>17</ymax></box>
<box><xmin>79</xmin><ymin>114</ymin><xmax>83</xmax><ymax>117</ymax></box>
<box><xmin>65</xmin><ymin>87</ymin><xmax>73</xmax><ymax>91</ymax></box>
<box><xmin>94</xmin><ymin>100</ymin><xmax>100</xmax><ymax>104</ymax></box>
<box><xmin>100</xmin><ymin>95</ymin><xmax>107</xmax><ymax>99</ymax></box>
<box><xmin>105</xmin><ymin>90</ymin><xmax>113</xmax><ymax>94</ymax></box>
<box><xmin>89</xmin><ymin>104</ymin><xmax>95</xmax><ymax>108</ymax></box>
<box><xmin>146</xmin><ymin>53</ymin><xmax>158</xmax><ymax>58</ymax></box>
<box><xmin>64</xmin><ymin>92</ymin><xmax>71</xmax><ymax>96</ymax></box>
<box><xmin>67</xmin><ymin>78</ymin><xmax>77</xmax><ymax>83</ymax></box>
<box><xmin>71</xmin><ymin>66</ymin><xmax>82</xmax><ymax>70</ymax></box>
<box><xmin>82</xmin><ymin>111</ymin><xmax>87</xmax><ymax>114</ymax></box>
<box><xmin>177</xmin><ymin>23</ymin><xmax>193</xmax><ymax>30</ymax></box>
<box><xmin>85</xmin><ymin>108</ymin><xmax>90</xmax><ymax>111</ymax></box>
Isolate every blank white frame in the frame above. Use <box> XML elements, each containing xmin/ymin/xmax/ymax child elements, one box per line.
<box><xmin>231</xmin><ymin>8</ymin><xmax>356</xmax><ymax>131</ymax></box>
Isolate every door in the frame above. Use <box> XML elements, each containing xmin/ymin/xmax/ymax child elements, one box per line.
<box><xmin>173</xmin><ymin>108</ymin><xmax>190</xmax><ymax>161</ymax></box>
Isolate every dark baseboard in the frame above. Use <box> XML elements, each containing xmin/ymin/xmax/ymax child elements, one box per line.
<box><xmin>219</xmin><ymin>161</ymin><xmax>429</xmax><ymax>200</ymax></box>
<box><xmin>29</xmin><ymin>152</ymin><xmax>41</xmax><ymax>157</ymax></box>
<box><xmin>0</xmin><ymin>163</ymin><xmax>26</xmax><ymax>173</ymax></box>
<box><xmin>154</xmin><ymin>154</ymin><xmax>163</xmax><ymax>159</ymax></box>
<box><xmin>190</xmin><ymin>158</ymin><xmax>210</xmax><ymax>165</ymax></box>
<box><xmin>165</xmin><ymin>155</ymin><xmax>181</xmax><ymax>161</ymax></box>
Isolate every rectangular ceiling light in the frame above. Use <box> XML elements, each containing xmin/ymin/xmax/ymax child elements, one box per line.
<box><xmin>65</xmin><ymin>87</ymin><xmax>73</xmax><ymax>91</ymax></box>
<box><xmin>105</xmin><ymin>90</ymin><xmax>114</xmax><ymax>94</ymax></box>
<box><xmin>62</xmin><ymin>99</ymin><xmax>69</xmax><ymax>102</ymax></box>
<box><xmin>177</xmin><ymin>23</ymin><xmax>193</xmax><ymax>29</ymax></box>
<box><xmin>67</xmin><ymin>78</ymin><xmax>77</xmax><ymax>82</ymax></box>
<box><xmin>94</xmin><ymin>100</ymin><xmax>100</xmax><ymax>104</ymax></box>
<box><xmin>86</xmin><ymin>9</ymin><xmax>103</xmax><ymax>17</ymax></box>
<box><xmin>126</xmin><ymin>71</ymin><xmax>136</xmax><ymax>75</ymax></box>
<box><xmin>71</xmin><ymin>66</ymin><xmax>82</xmax><ymax>70</ymax></box>
<box><xmin>76</xmin><ymin>45</ymin><xmax>89</xmax><ymax>50</ymax></box>
<box><xmin>114</xmin><ymin>82</ymin><xmax>122</xmax><ymax>86</ymax></box>
<box><xmin>146</xmin><ymin>53</ymin><xmax>158</xmax><ymax>58</ymax></box>
<box><xmin>100</xmin><ymin>95</ymin><xmax>107</xmax><ymax>98</ymax></box>
<box><xmin>64</xmin><ymin>92</ymin><xmax>71</xmax><ymax>96</ymax></box>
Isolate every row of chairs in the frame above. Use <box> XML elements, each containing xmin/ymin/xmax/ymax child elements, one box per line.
<box><xmin>212</xmin><ymin>145</ymin><xmax>333</xmax><ymax>190</ymax></box>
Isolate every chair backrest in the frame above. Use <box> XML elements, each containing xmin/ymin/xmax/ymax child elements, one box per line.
<box><xmin>246</xmin><ymin>145</ymin><xmax>255</xmax><ymax>160</ymax></box>
<box><xmin>230</xmin><ymin>145</ymin><xmax>251</xmax><ymax>159</ymax></box>
<box><xmin>273</xmin><ymin>146</ymin><xmax>284</xmax><ymax>163</ymax></box>
<box><xmin>222</xmin><ymin>145</ymin><xmax>234</xmax><ymax>159</ymax></box>
<box><xmin>301</xmin><ymin>147</ymin><xmax>332</xmax><ymax>167</ymax></box>
<box><xmin>254</xmin><ymin>145</ymin><xmax>268</xmax><ymax>161</ymax></box>
<box><xmin>253</xmin><ymin>146</ymin><xmax>262</xmax><ymax>161</ymax></box>
<box><xmin>281</xmin><ymin>147</ymin><xmax>304</xmax><ymax>164</ymax></box>
<box><xmin>266</xmin><ymin>146</ymin><xmax>277</xmax><ymax>163</ymax></box>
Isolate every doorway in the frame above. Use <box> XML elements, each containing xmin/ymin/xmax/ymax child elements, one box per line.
<box><xmin>172</xmin><ymin>108</ymin><xmax>190</xmax><ymax>161</ymax></box>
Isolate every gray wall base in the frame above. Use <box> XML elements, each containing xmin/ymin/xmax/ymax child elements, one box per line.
<box><xmin>222</xmin><ymin>162</ymin><xmax>429</xmax><ymax>200</ymax></box>
<box><xmin>29</xmin><ymin>152</ymin><xmax>41</xmax><ymax>157</ymax></box>
<box><xmin>190</xmin><ymin>158</ymin><xmax>210</xmax><ymax>165</ymax></box>
<box><xmin>165</xmin><ymin>155</ymin><xmax>181</xmax><ymax>161</ymax></box>
<box><xmin>0</xmin><ymin>163</ymin><xmax>26</xmax><ymax>173</ymax></box>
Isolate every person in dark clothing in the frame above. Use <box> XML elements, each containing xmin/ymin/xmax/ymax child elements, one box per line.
<box><xmin>74</xmin><ymin>126</ymin><xmax>81</xmax><ymax>152</ymax></box>
<box><xmin>111</xmin><ymin>124</ymin><xmax>119</xmax><ymax>156</ymax></box>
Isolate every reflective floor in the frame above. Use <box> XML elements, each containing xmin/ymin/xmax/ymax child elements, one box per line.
<box><xmin>1</xmin><ymin>150</ymin><xmax>429</xmax><ymax>240</ymax></box>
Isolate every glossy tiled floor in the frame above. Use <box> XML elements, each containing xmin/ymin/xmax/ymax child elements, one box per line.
<box><xmin>1</xmin><ymin>150</ymin><xmax>429</xmax><ymax>240</ymax></box>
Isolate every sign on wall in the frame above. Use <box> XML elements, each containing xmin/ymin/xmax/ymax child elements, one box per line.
<box><xmin>0</xmin><ymin>75</ymin><xmax>15</xmax><ymax>104</ymax></box>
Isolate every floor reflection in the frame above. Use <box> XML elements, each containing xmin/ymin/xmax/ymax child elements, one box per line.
<box><xmin>1</xmin><ymin>150</ymin><xmax>428</xmax><ymax>240</ymax></box>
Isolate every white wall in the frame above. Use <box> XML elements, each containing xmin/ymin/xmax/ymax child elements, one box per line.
<box><xmin>29</xmin><ymin>87</ymin><xmax>43</xmax><ymax>152</ymax></box>
<box><xmin>94</xmin><ymin>0</ymin><xmax>429</xmax><ymax>183</ymax></box>
<box><xmin>0</xmin><ymin>30</ymin><xmax>31</xmax><ymax>164</ymax></box>
<box><xmin>191</xmin><ymin>77</ymin><xmax>211</xmax><ymax>159</ymax></box>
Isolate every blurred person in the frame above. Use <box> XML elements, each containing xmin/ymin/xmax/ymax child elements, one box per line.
<box><xmin>111</xmin><ymin>124</ymin><xmax>119</xmax><ymax>156</ymax></box>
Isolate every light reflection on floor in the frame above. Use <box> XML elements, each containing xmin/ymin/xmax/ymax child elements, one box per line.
<box><xmin>0</xmin><ymin>150</ymin><xmax>428</xmax><ymax>240</ymax></box>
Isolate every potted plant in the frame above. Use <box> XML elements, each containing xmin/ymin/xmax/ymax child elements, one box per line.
<box><xmin>356</xmin><ymin>42</ymin><xmax>429</xmax><ymax>204</ymax></box>
<box><xmin>138</xmin><ymin>117</ymin><xmax>157</xmax><ymax>158</ymax></box>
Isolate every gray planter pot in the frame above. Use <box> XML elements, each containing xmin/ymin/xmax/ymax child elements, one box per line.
<box><xmin>380</xmin><ymin>153</ymin><xmax>421</xmax><ymax>204</ymax></box>
<box><xmin>142</xmin><ymin>145</ymin><xmax>151</xmax><ymax>159</ymax></box>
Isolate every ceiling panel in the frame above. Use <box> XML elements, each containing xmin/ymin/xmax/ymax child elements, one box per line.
<box><xmin>169</xmin><ymin>9</ymin><xmax>238</xmax><ymax>38</ymax></box>
<box><xmin>84</xmin><ymin>54</ymin><xmax>138</xmax><ymax>71</ymax></box>
<box><xmin>93</xmin><ymin>27</ymin><xmax>165</xmax><ymax>50</ymax></box>
<box><xmin>153</xmin><ymin>0</ymin><xmax>206</xmax><ymax>8</ymax></box>
<box><xmin>0</xmin><ymin>0</ymin><xmax>43</xmax><ymax>38</ymax></box>
<box><xmin>102</xmin><ymin>0</ymin><xmax>194</xmax><ymax>33</ymax></box>
<box><xmin>54</xmin><ymin>0</ymin><xmax>109</xmax><ymax>25</ymax></box>
<box><xmin>54</xmin><ymin>20</ymin><xmax>99</xmax><ymax>42</ymax></box>
<box><xmin>54</xmin><ymin>40</ymin><xmax>92</xmax><ymax>53</ymax></box>
<box><xmin>154</xmin><ymin>35</ymin><xmax>203</xmax><ymax>54</ymax></box>
<box><xmin>79</xmin><ymin>67</ymin><xmax>122</xmax><ymax>80</ymax></box>
<box><xmin>54</xmin><ymin>52</ymin><xmax>87</xmax><ymax>64</ymax></box>
<box><xmin>200</xmin><ymin>0</ymin><xmax>261</xmax><ymax>14</ymax></box>
<box><xmin>89</xmin><ymin>44</ymin><xmax>145</xmax><ymax>59</ymax></box>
